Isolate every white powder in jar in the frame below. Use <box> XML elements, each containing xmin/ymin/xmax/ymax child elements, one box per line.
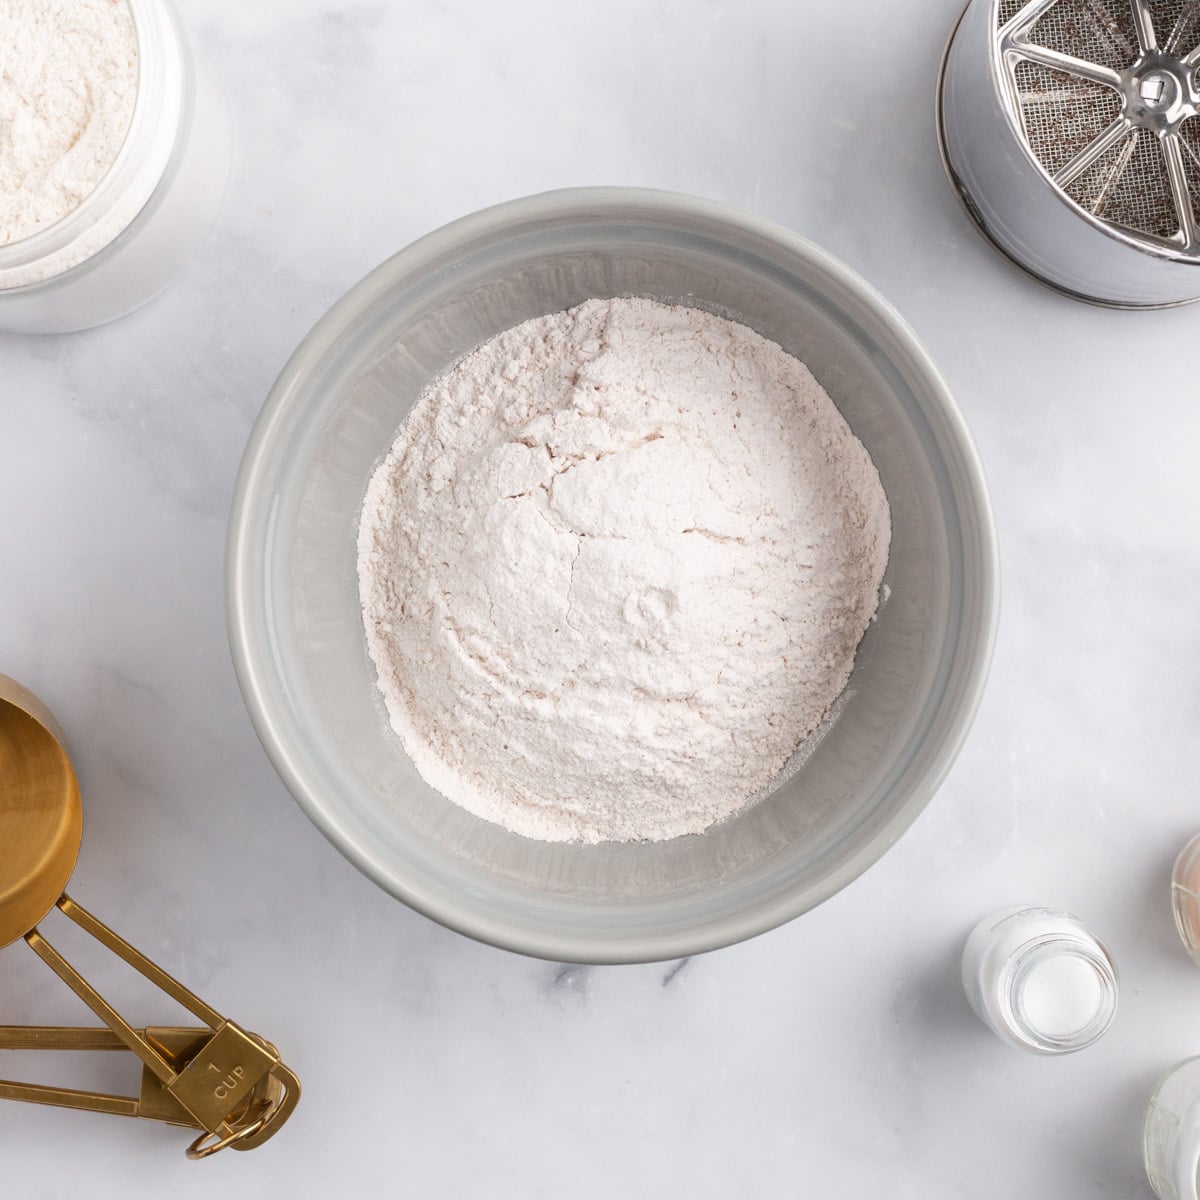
<box><xmin>1020</xmin><ymin>954</ymin><xmax>1105</xmax><ymax>1038</ymax></box>
<box><xmin>0</xmin><ymin>0</ymin><xmax>138</xmax><ymax>245</ymax></box>
<box><xmin>358</xmin><ymin>298</ymin><xmax>891</xmax><ymax>844</ymax></box>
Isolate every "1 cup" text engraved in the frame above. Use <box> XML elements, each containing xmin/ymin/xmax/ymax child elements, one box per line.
<box><xmin>207</xmin><ymin>1062</ymin><xmax>246</xmax><ymax>1100</ymax></box>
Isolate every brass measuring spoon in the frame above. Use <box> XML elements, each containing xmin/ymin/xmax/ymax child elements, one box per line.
<box><xmin>0</xmin><ymin>674</ymin><xmax>300</xmax><ymax>1158</ymax></box>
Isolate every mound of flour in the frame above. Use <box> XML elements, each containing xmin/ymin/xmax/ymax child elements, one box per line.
<box><xmin>0</xmin><ymin>0</ymin><xmax>138</xmax><ymax>244</ymax></box>
<box><xmin>358</xmin><ymin>298</ymin><xmax>891</xmax><ymax>844</ymax></box>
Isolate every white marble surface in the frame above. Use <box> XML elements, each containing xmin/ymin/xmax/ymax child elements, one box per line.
<box><xmin>3</xmin><ymin>0</ymin><xmax>1200</xmax><ymax>1194</ymax></box>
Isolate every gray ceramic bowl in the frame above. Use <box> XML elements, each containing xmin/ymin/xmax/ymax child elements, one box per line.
<box><xmin>227</xmin><ymin>188</ymin><xmax>998</xmax><ymax>964</ymax></box>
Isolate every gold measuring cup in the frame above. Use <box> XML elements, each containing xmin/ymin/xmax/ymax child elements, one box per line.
<box><xmin>0</xmin><ymin>674</ymin><xmax>299</xmax><ymax>1158</ymax></box>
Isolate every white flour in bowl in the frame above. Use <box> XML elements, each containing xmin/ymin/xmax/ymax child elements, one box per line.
<box><xmin>358</xmin><ymin>298</ymin><xmax>891</xmax><ymax>844</ymax></box>
<box><xmin>0</xmin><ymin>0</ymin><xmax>138</xmax><ymax>244</ymax></box>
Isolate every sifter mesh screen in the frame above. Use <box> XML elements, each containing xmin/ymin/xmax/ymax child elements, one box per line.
<box><xmin>1027</xmin><ymin>0</ymin><xmax>1138</xmax><ymax>70</ymax></box>
<box><xmin>1096</xmin><ymin>127</ymin><xmax>1178</xmax><ymax>235</ymax></box>
<box><xmin>1064</xmin><ymin>131</ymin><xmax>1136</xmax><ymax>211</ymax></box>
<box><xmin>1000</xmin><ymin>0</ymin><xmax>1200</xmax><ymax>248</ymax></box>
<box><xmin>1183</xmin><ymin>118</ymin><xmax>1200</xmax><ymax>224</ymax></box>
<box><xmin>1013</xmin><ymin>61</ymin><xmax>1123</xmax><ymax>173</ymax></box>
<box><xmin>997</xmin><ymin>0</ymin><xmax>1030</xmax><ymax>26</ymax></box>
<box><xmin>1154</xmin><ymin>1</ymin><xmax>1200</xmax><ymax>52</ymax></box>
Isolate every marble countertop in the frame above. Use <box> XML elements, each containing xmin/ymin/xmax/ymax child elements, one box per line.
<box><xmin>3</xmin><ymin>0</ymin><xmax>1199</xmax><ymax>1195</ymax></box>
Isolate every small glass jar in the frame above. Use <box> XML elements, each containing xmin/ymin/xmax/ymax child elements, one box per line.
<box><xmin>962</xmin><ymin>906</ymin><xmax>1118</xmax><ymax>1054</ymax></box>
<box><xmin>1172</xmin><ymin>835</ymin><xmax>1200</xmax><ymax>966</ymax></box>
<box><xmin>1145</xmin><ymin>1059</ymin><xmax>1200</xmax><ymax>1200</ymax></box>
<box><xmin>0</xmin><ymin>0</ymin><xmax>231</xmax><ymax>334</ymax></box>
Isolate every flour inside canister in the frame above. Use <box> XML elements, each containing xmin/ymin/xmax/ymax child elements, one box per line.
<box><xmin>357</xmin><ymin>298</ymin><xmax>891</xmax><ymax>844</ymax></box>
<box><xmin>0</xmin><ymin>0</ymin><xmax>139</xmax><ymax>246</ymax></box>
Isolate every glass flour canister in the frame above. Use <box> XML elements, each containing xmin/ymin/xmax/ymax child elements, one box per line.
<box><xmin>0</xmin><ymin>0</ymin><xmax>231</xmax><ymax>334</ymax></box>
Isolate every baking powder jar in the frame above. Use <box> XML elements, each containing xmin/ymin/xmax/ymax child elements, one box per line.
<box><xmin>962</xmin><ymin>905</ymin><xmax>1118</xmax><ymax>1055</ymax></box>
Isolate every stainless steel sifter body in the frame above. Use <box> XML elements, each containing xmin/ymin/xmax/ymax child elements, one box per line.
<box><xmin>938</xmin><ymin>0</ymin><xmax>1200</xmax><ymax>307</ymax></box>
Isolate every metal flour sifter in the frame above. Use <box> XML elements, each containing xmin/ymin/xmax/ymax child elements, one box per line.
<box><xmin>938</xmin><ymin>0</ymin><xmax>1200</xmax><ymax>306</ymax></box>
<box><xmin>0</xmin><ymin>674</ymin><xmax>300</xmax><ymax>1158</ymax></box>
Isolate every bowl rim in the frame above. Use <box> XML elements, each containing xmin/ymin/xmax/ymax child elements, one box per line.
<box><xmin>227</xmin><ymin>186</ymin><xmax>1000</xmax><ymax>963</ymax></box>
